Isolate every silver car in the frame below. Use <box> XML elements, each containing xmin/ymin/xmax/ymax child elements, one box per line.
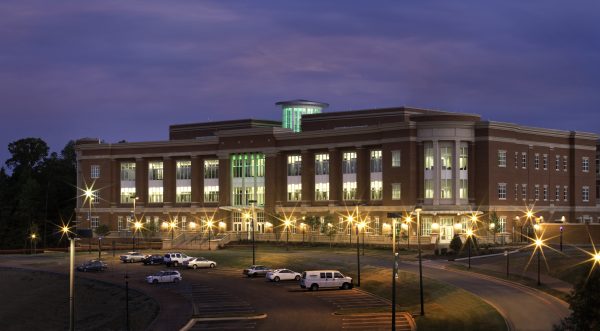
<box><xmin>184</xmin><ymin>257</ymin><xmax>217</xmax><ymax>269</ymax></box>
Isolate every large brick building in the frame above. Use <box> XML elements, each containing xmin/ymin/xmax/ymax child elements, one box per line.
<box><xmin>75</xmin><ymin>100</ymin><xmax>599</xmax><ymax>245</ymax></box>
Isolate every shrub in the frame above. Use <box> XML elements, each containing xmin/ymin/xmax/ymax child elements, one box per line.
<box><xmin>449</xmin><ymin>235</ymin><xmax>463</xmax><ymax>254</ymax></box>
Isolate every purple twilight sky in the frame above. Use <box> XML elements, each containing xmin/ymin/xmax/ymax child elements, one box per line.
<box><xmin>1</xmin><ymin>0</ymin><xmax>599</xmax><ymax>166</ymax></box>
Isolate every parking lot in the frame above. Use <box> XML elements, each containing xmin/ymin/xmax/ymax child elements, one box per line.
<box><xmin>1</xmin><ymin>252</ymin><xmax>415</xmax><ymax>331</ymax></box>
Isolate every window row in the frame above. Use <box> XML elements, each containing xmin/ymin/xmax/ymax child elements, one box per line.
<box><xmin>497</xmin><ymin>151</ymin><xmax>591</xmax><ymax>173</ymax></box>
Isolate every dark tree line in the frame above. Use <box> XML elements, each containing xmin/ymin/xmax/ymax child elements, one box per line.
<box><xmin>0</xmin><ymin>138</ymin><xmax>76</xmax><ymax>249</ymax></box>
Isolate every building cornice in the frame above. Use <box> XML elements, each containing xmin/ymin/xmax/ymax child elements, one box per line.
<box><xmin>477</xmin><ymin>121</ymin><xmax>598</xmax><ymax>141</ymax></box>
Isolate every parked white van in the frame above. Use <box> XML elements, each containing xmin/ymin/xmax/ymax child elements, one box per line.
<box><xmin>300</xmin><ymin>270</ymin><xmax>353</xmax><ymax>291</ymax></box>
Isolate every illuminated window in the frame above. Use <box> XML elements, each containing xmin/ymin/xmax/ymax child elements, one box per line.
<box><xmin>425</xmin><ymin>179</ymin><xmax>434</xmax><ymax>199</ymax></box>
<box><xmin>582</xmin><ymin>186</ymin><xmax>590</xmax><ymax>202</ymax></box>
<box><xmin>521</xmin><ymin>152</ymin><xmax>527</xmax><ymax>169</ymax></box>
<box><xmin>425</xmin><ymin>144</ymin><xmax>434</xmax><ymax>170</ymax></box>
<box><xmin>497</xmin><ymin>183</ymin><xmax>507</xmax><ymax>200</ymax></box>
<box><xmin>460</xmin><ymin>179</ymin><xmax>468</xmax><ymax>199</ymax></box>
<box><xmin>176</xmin><ymin>160</ymin><xmax>191</xmax><ymax>180</ymax></box>
<box><xmin>371</xmin><ymin>180</ymin><xmax>382</xmax><ymax>200</ymax></box>
<box><xmin>120</xmin><ymin>187</ymin><xmax>135</xmax><ymax>203</ymax></box>
<box><xmin>391</xmin><ymin>183</ymin><xmax>401</xmax><ymax>200</ymax></box>
<box><xmin>342</xmin><ymin>152</ymin><xmax>357</xmax><ymax>174</ymax></box>
<box><xmin>534</xmin><ymin>154</ymin><xmax>539</xmax><ymax>170</ymax></box>
<box><xmin>91</xmin><ymin>165</ymin><xmax>100</xmax><ymax>179</ymax></box>
<box><xmin>343</xmin><ymin>181</ymin><xmax>356</xmax><ymax>200</ymax></box>
<box><xmin>498</xmin><ymin>150</ymin><xmax>506</xmax><ymax>167</ymax></box>
<box><xmin>148</xmin><ymin>187</ymin><xmax>163</xmax><ymax>203</ymax></box>
<box><xmin>176</xmin><ymin>186</ymin><xmax>191</xmax><ymax>203</ymax></box>
<box><xmin>315</xmin><ymin>182</ymin><xmax>329</xmax><ymax>201</ymax></box>
<box><xmin>543</xmin><ymin>154</ymin><xmax>548</xmax><ymax>170</ymax></box>
<box><xmin>204</xmin><ymin>160</ymin><xmax>219</xmax><ymax>179</ymax></box>
<box><xmin>287</xmin><ymin>183</ymin><xmax>302</xmax><ymax>201</ymax></box>
<box><xmin>120</xmin><ymin>162</ymin><xmax>135</xmax><ymax>181</ymax></box>
<box><xmin>287</xmin><ymin>155</ymin><xmax>302</xmax><ymax>176</ymax></box>
<box><xmin>441</xmin><ymin>179</ymin><xmax>452</xmax><ymax>199</ymax></box>
<box><xmin>315</xmin><ymin>153</ymin><xmax>329</xmax><ymax>175</ymax></box>
<box><xmin>91</xmin><ymin>216</ymin><xmax>99</xmax><ymax>229</ymax></box>
<box><xmin>440</xmin><ymin>146</ymin><xmax>452</xmax><ymax>170</ymax></box>
<box><xmin>148</xmin><ymin>161</ymin><xmax>163</xmax><ymax>180</ymax></box>
<box><xmin>582</xmin><ymin>157</ymin><xmax>589</xmax><ymax>172</ymax></box>
<box><xmin>391</xmin><ymin>150</ymin><xmax>400</xmax><ymax>168</ymax></box>
<box><xmin>459</xmin><ymin>146</ymin><xmax>468</xmax><ymax>170</ymax></box>
<box><xmin>204</xmin><ymin>186</ymin><xmax>219</xmax><ymax>202</ymax></box>
<box><xmin>371</xmin><ymin>150</ymin><xmax>383</xmax><ymax>172</ymax></box>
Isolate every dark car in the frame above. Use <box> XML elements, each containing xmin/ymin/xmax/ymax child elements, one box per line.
<box><xmin>143</xmin><ymin>254</ymin><xmax>165</xmax><ymax>265</ymax></box>
<box><xmin>77</xmin><ymin>260</ymin><xmax>108</xmax><ymax>272</ymax></box>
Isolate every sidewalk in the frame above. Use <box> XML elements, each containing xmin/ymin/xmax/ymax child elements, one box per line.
<box><xmin>451</xmin><ymin>253</ymin><xmax>573</xmax><ymax>295</ymax></box>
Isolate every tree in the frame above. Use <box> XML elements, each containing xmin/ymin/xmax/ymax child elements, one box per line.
<box><xmin>554</xmin><ymin>269</ymin><xmax>600</xmax><ymax>330</ymax></box>
<box><xmin>449</xmin><ymin>235</ymin><xmax>463</xmax><ymax>254</ymax></box>
<box><xmin>5</xmin><ymin>138</ymin><xmax>49</xmax><ymax>174</ymax></box>
<box><xmin>488</xmin><ymin>210</ymin><xmax>501</xmax><ymax>244</ymax></box>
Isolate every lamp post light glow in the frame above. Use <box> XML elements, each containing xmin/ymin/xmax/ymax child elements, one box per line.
<box><xmin>206</xmin><ymin>219</ymin><xmax>214</xmax><ymax>251</ymax></box>
<box><xmin>284</xmin><ymin>218</ymin><xmax>292</xmax><ymax>251</ymax></box>
<box><xmin>168</xmin><ymin>221</ymin><xmax>177</xmax><ymax>241</ymax></box>
<box><xmin>347</xmin><ymin>215</ymin><xmax>355</xmax><ymax>244</ymax></box>
<box><xmin>132</xmin><ymin>221</ymin><xmax>142</xmax><ymax>251</ymax></box>
<box><xmin>404</xmin><ymin>216</ymin><xmax>411</xmax><ymax>249</ymax></box>
<box><xmin>218</xmin><ymin>221</ymin><xmax>226</xmax><ymax>233</ymax></box>
<box><xmin>414</xmin><ymin>205</ymin><xmax>424</xmax><ymax>316</ymax></box>
<box><xmin>30</xmin><ymin>233</ymin><xmax>37</xmax><ymax>254</ymax></box>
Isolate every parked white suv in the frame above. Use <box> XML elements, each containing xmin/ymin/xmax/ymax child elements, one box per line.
<box><xmin>146</xmin><ymin>270</ymin><xmax>182</xmax><ymax>284</ymax></box>
<box><xmin>163</xmin><ymin>252</ymin><xmax>192</xmax><ymax>267</ymax></box>
<box><xmin>300</xmin><ymin>270</ymin><xmax>353</xmax><ymax>291</ymax></box>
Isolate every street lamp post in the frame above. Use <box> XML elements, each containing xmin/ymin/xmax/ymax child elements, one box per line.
<box><xmin>405</xmin><ymin>216</ymin><xmax>411</xmax><ymax>249</ymax></box>
<box><xmin>207</xmin><ymin>219</ymin><xmax>214</xmax><ymax>251</ymax></box>
<box><xmin>98</xmin><ymin>236</ymin><xmax>102</xmax><ymax>260</ymax></box>
<box><xmin>284</xmin><ymin>218</ymin><xmax>291</xmax><ymax>251</ymax></box>
<box><xmin>536</xmin><ymin>239</ymin><xmax>542</xmax><ymax>286</ymax></box>
<box><xmin>300</xmin><ymin>223</ymin><xmax>306</xmax><ymax>244</ymax></box>
<box><xmin>415</xmin><ymin>205</ymin><xmax>424</xmax><ymax>316</ymax></box>
<box><xmin>61</xmin><ymin>225</ymin><xmax>75</xmax><ymax>331</ymax></box>
<box><xmin>30</xmin><ymin>233</ymin><xmax>37</xmax><ymax>254</ymax></box>
<box><xmin>356</xmin><ymin>225</ymin><xmax>360</xmax><ymax>287</ymax></box>
<box><xmin>559</xmin><ymin>226</ymin><xmax>563</xmax><ymax>252</ymax></box>
<box><xmin>505</xmin><ymin>249</ymin><xmax>509</xmax><ymax>279</ymax></box>
<box><xmin>466</xmin><ymin>229</ymin><xmax>473</xmax><ymax>270</ymax></box>
<box><xmin>249</xmin><ymin>200</ymin><xmax>257</xmax><ymax>263</ymax></box>
<box><xmin>133</xmin><ymin>221</ymin><xmax>142</xmax><ymax>251</ymax></box>
<box><xmin>360</xmin><ymin>221</ymin><xmax>366</xmax><ymax>256</ymax></box>
<box><xmin>125</xmin><ymin>272</ymin><xmax>130</xmax><ymax>331</ymax></box>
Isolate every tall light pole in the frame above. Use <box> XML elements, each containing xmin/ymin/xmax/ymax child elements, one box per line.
<box><xmin>30</xmin><ymin>233</ymin><xmax>37</xmax><ymax>254</ymax></box>
<box><xmin>169</xmin><ymin>221</ymin><xmax>176</xmax><ymax>241</ymax></box>
<box><xmin>466</xmin><ymin>229</ymin><xmax>473</xmax><ymax>269</ymax></box>
<box><xmin>405</xmin><ymin>216</ymin><xmax>411</xmax><ymax>249</ymax></box>
<box><xmin>415</xmin><ymin>205</ymin><xmax>424</xmax><ymax>316</ymax></box>
<box><xmin>359</xmin><ymin>221</ymin><xmax>366</xmax><ymax>256</ymax></box>
<box><xmin>249</xmin><ymin>200</ymin><xmax>257</xmax><ymax>263</ymax></box>
<box><xmin>207</xmin><ymin>219</ymin><xmax>214</xmax><ymax>251</ymax></box>
<box><xmin>559</xmin><ymin>226</ymin><xmax>563</xmax><ymax>252</ymax></box>
<box><xmin>133</xmin><ymin>221</ymin><xmax>142</xmax><ymax>251</ymax></box>
<box><xmin>535</xmin><ymin>239</ymin><xmax>542</xmax><ymax>286</ymax></box>
<box><xmin>348</xmin><ymin>215</ymin><xmax>354</xmax><ymax>245</ymax></box>
<box><xmin>284</xmin><ymin>218</ymin><xmax>291</xmax><ymax>251</ymax></box>
<box><xmin>356</xmin><ymin>225</ymin><xmax>360</xmax><ymax>287</ymax></box>
<box><xmin>61</xmin><ymin>225</ymin><xmax>75</xmax><ymax>331</ymax></box>
<box><xmin>387</xmin><ymin>212</ymin><xmax>401</xmax><ymax>331</ymax></box>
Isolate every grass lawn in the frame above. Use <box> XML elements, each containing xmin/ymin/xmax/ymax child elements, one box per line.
<box><xmin>0</xmin><ymin>268</ymin><xmax>158</xmax><ymax>331</ymax></box>
<box><xmin>185</xmin><ymin>244</ymin><xmax>506</xmax><ymax>331</ymax></box>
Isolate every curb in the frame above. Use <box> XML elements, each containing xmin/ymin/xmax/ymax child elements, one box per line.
<box><xmin>179</xmin><ymin>313</ymin><xmax>268</xmax><ymax>331</ymax></box>
<box><xmin>453</xmin><ymin>249</ymin><xmax>520</xmax><ymax>261</ymax></box>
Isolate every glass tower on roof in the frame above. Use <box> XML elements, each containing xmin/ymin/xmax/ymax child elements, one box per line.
<box><xmin>276</xmin><ymin>99</ymin><xmax>329</xmax><ymax>132</ymax></box>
